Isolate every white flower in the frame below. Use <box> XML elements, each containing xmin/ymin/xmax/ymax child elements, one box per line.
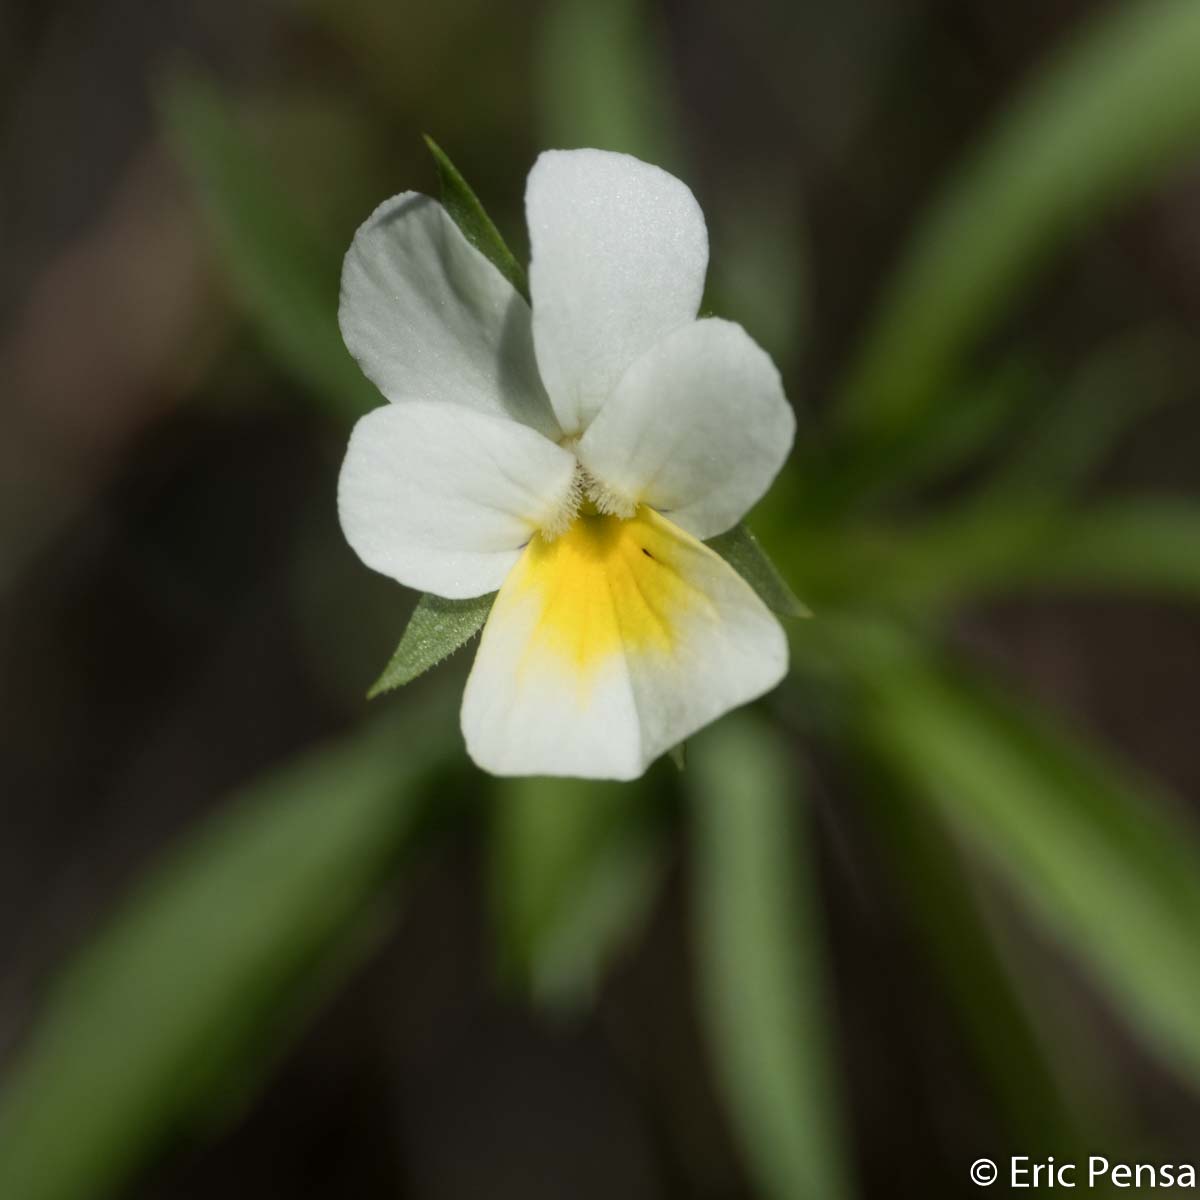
<box><xmin>337</xmin><ymin>149</ymin><xmax>795</xmax><ymax>780</ymax></box>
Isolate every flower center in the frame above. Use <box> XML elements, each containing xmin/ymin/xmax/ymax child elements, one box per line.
<box><xmin>540</xmin><ymin>458</ymin><xmax>636</xmax><ymax>541</ymax></box>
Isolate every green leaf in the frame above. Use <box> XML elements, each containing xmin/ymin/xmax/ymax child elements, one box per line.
<box><xmin>858</xmin><ymin>644</ymin><xmax>1200</xmax><ymax>1088</ymax></box>
<box><xmin>779</xmin><ymin>500</ymin><xmax>1200</xmax><ymax>612</ymax></box>
<box><xmin>1012</xmin><ymin>501</ymin><xmax>1200</xmax><ymax>595</ymax></box>
<box><xmin>491</xmin><ymin>776</ymin><xmax>662</xmax><ymax>1012</ymax></box>
<box><xmin>0</xmin><ymin>697</ymin><xmax>456</xmax><ymax>1200</ymax></box>
<box><xmin>854</xmin><ymin>753</ymin><xmax>1103</xmax><ymax>1153</ymax></box>
<box><xmin>537</xmin><ymin>0</ymin><xmax>684</xmax><ymax>172</ymax></box>
<box><xmin>424</xmin><ymin>135</ymin><xmax>528</xmax><ymax>300</ymax></box>
<box><xmin>161</xmin><ymin>72</ymin><xmax>377</xmax><ymax>422</ymax></box>
<box><xmin>707</xmin><ymin>523</ymin><xmax>810</xmax><ymax>618</ymax></box>
<box><xmin>838</xmin><ymin>0</ymin><xmax>1200</xmax><ymax>442</ymax></box>
<box><xmin>706</xmin><ymin>190</ymin><xmax>809</xmax><ymax>381</ymax></box>
<box><xmin>797</xmin><ymin>354</ymin><xmax>1046</xmax><ymax>518</ymax></box>
<box><xmin>982</xmin><ymin>326</ymin><xmax>1189</xmax><ymax>503</ymax></box>
<box><xmin>690</xmin><ymin>716</ymin><xmax>851</xmax><ymax>1200</ymax></box>
<box><xmin>368</xmin><ymin>591</ymin><xmax>495</xmax><ymax>698</ymax></box>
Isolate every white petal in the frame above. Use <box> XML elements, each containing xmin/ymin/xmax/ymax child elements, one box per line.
<box><xmin>577</xmin><ymin>318</ymin><xmax>795</xmax><ymax>541</ymax></box>
<box><xmin>340</xmin><ymin>193</ymin><xmax>559</xmax><ymax>438</ymax></box>
<box><xmin>338</xmin><ymin>402</ymin><xmax>576</xmax><ymax>599</ymax></box>
<box><xmin>461</xmin><ymin>508</ymin><xmax>787</xmax><ymax>779</ymax></box>
<box><xmin>526</xmin><ymin>149</ymin><xmax>708</xmax><ymax>435</ymax></box>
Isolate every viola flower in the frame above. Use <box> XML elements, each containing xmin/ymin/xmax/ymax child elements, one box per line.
<box><xmin>337</xmin><ymin>149</ymin><xmax>795</xmax><ymax>780</ymax></box>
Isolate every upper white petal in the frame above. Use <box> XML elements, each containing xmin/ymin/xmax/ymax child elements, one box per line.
<box><xmin>577</xmin><ymin>318</ymin><xmax>795</xmax><ymax>540</ymax></box>
<box><xmin>338</xmin><ymin>401</ymin><xmax>576</xmax><ymax>599</ymax></box>
<box><xmin>339</xmin><ymin>192</ymin><xmax>559</xmax><ymax>438</ymax></box>
<box><xmin>460</xmin><ymin>508</ymin><xmax>787</xmax><ymax>779</ymax></box>
<box><xmin>526</xmin><ymin>149</ymin><xmax>708</xmax><ymax>436</ymax></box>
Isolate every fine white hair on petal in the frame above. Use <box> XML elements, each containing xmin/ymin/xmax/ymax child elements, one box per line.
<box><xmin>576</xmin><ymin>318</ymin><xmax>796</xmax><ymax>541</ymax></box>
<box><xmin>526</xmin><ymin>149</ymin><xmax>708</xmax><ymax>436</ymax></box>
<box><xmin>460</xmin><ymin>508</ymin><xmax>787</xmax><ymax>780</ymax></box>
<box><xmin>338</xmin><ymin>400</ymin><xmax>577</xmax><ymax>599</ymax></box>
<box><xmin>536</xmin><ymin>466</ymin><xmax>584</xmax><ymax>541</ymax></box>
<box><xmin>583</xmin><ymin>472</ymin><xmax>637</xmax><ymax>519</ymax></box>
<box><xmin>340</xmin><ymin>192</ymin><xmax>561</xmax><ymax>439</ymax></box>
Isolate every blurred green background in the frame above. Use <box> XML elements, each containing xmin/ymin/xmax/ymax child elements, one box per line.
<box><xmin>4</xmin><ymin>0</ymin><xmax>1200</xmax><ymax>1197</ymax></box>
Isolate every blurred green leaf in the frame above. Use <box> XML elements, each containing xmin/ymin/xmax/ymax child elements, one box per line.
<box><xmin>982</xmin><ymin>326</ymin><xmax>1188</xmax><ymax>503</ymax></box>
<box><xmin>538</xmin><ymin>0</ymin><xmax>683</xmax><ymax>170</ymax></box>
<box><xmin>0</xmin><ymin>698</ymin><xmax>455</xmax><ymax>1200</ymax></box>
<box><xmin>369</xmin><ymin>591</ymin><xmax>494</xmax><ymax>698</ymax></box>
<box><xmin>690</xmin><ymin>717</ymin><xmax>851</xmax><ymax>1200</ymax></box>
<box><xmin>782</xmin><ymin>500</ymin><xmax>1200</xmax><ymax>611</ymax></box>
<box><xmin>838</xmin><ymin>0</ymin><xmax>1200</xmax><ymax>442</ymax></box>
<box><xmin>306</xmin><ymin>0</ymin><xmax>527</xmax><ymax>143</ymax></box>
<box><xmin>1013</xmin><ymin>501</ymin><xmax>1200</xmax><ymax>595</ymax></box>
<box><xmin>162</xmin><ymin>72</ymin><xmax>377</xmax><ymax>422</ymax></box>
<box><xmin>707</xmin><ymin>189</ymin><xmax>809</xmax><ymax>378</ymax></box>
<box><xmin>424</xmin><ymin>135</ymin><xmax>529</xmax><ymax>300</ymax></box>
<box><xmin>797</xmin><ymin>354</ymin><xmax>1046</xmax><ymax>517</ymax></box>
<box><xmin>855</xmin><ymin>755</ymin><xmax>1102</xmax><ymax>1153</ymax></box>
<box><xmin>242</xmin><ymin>88</ymin><xmax>395</xmax><ymax>248</ymax></box>
<box><xmin>857</xmin><ymin>642</ymin><xmax>1200</xmax><ymax>1087</ymax></box>
<box><xmin>708</xmin><ymin>523</ymin><xmax>811</xmax><ymax>618</ymax></box>
<box><xmin>491</xmin><ymin>776</ymin><xmax>662</xmax><ymax>1012</ymax></box>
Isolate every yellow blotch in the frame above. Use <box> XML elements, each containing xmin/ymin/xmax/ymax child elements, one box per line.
<box><xmin>503</xmin><ymin>506</ymin><xmax>710</xmax><ymax>683</ymax></box>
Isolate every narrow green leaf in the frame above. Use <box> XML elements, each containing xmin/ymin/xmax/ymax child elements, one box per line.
<box><xmin>797</xmin><ymin>354</ymin><xmax>1046</xmax><ymax>518</ymax></box>
<box><xmin>368</xmin><ymin>591</ymin><xmax>494</xmax><ymax>698</ymax></box>
<box><xmin>859</xmin><ymin>646</ymin><xmax>1200</xmax><ymax>1088</ymax></box>
<box><xmin>779</xmin><ymin>500</ymin><xmax>1200</xmax><ymax>611</ymax></box>
<box><xmin>982</xmin><ymin>326</ymin><xmax>1189</xmax><ymax>503</ymax></box>
<box><xmin>855</xmin><ymin>755</ymin><xmax>1103</xmax><ymax>1153</ymax></box>
<box><xmin>0</xmin><ymin>697</ymin><xmax>456</xmax><ymax>1200</ymax></box>
<box><xmin>423</xmin><ymin>135</ymin><xmax>528</xmax><ymax>300</ymax></box>
<box><xmin>1013</xmin><ymin>501</ymin><xmax>1200</xmax><ymax>595</ymax></box>
<box><xmin>706</xmin><ymin>190</ymin><xmax>809</xmax><ymax>380</ymax></box>
<box><xmin>690</xmin><ymin>717</ymin><xmax>851</xmax><ymax>1200</ymax></box>
<box><xmin>707</xmin><ymin>523</ymin><xmax>810</xmax><ymax>618</ymax></box>
<box><xmin>491</xmin><ymin>776</ymin><xmax>661</xmax><ymax>1012</ymax></box>
<box><xmin>161</xmin><ymin>72</ymin><xmax>377</xmax><ymax>422</ymax></box>
<box><xmin>537</xmin><ymin>0</ymin><xmax>684</xmax><ymax>172</ymax></box>
<box><xmin>838</xmin><ymin>0</ymin><xmax>1200</xmax><ymax>441</ymax></box>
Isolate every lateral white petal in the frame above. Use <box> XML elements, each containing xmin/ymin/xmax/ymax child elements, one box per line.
<box><xmin>577</xmin><ymin>318</ymin><xmax>795</xmax><ymax>541</ymax></box>
<box><xmin>461</xmin><ymin>508</ymin><xmax>787</xmax><ymax>779</ymax></box>
<box><xmin>340</xmin><ymin>192</ymin><xmax>559</xmax><ymax>438</ymax></box>
<box><xmin>338</xmin><ymin>402</ymin><xmax>576</xmax><ymax>599</ymax></box>
<box><xmin>526</xmin><ymin>149</ymin><xmax>708</xmax><ymax>436</ymax></box>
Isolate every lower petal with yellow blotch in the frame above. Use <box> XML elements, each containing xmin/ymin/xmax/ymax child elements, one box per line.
<box><xmin>461</xmin><ymin>507</ymin><xmax>788</xmax><ymax>780</ymax></box>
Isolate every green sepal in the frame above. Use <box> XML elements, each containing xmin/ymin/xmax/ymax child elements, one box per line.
<box><xmin>667</xmin><ymin>743</ymin><xmax>687</xmax><ymax>772</ymax></box>
<box><xmin>707</xmin><ymin>523</ymin><xmax>811</xmax><ymax>619</ymax></box>
<box><xmin>423</xmin><ymin>135</ymin><xmax>529</xmax><ymax>301</ymax></box>
<box><xmin>368</xmin><ymin>592</ymin><xmax>495</xmax><ymax>698</ymax></box>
